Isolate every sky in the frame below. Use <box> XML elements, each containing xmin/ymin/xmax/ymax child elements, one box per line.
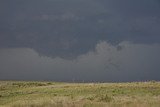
<box><xmin>0</xmin><ymin>0</ymin><xmax>160</xmax><ymax>82</ymax></box>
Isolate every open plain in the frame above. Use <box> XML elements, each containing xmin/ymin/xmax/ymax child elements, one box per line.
<box><xmin>0</xmin><ymin>81</ymin><xmax>160</xmax><ymax>107</ymax></box>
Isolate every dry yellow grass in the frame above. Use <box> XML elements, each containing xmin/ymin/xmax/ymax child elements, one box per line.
<box><xmin>0</xmin><ymin>81</ymin><xmax>160</xmax><ymax>107</ymax></box>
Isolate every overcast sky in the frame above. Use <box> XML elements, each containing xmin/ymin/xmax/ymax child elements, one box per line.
<box><xmin>0</xmin><ymin>0</ymin><xmax>160</xmax><ymax>82</ymax></box>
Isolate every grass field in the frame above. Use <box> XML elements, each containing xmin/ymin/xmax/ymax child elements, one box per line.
<box><xmin>0</xmin><ymin>81</ymin><xmax>160</xmax><ymax>107</ymax></box>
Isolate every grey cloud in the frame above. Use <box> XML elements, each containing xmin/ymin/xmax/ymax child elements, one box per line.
<box><xmin>0</xmin><ymin>0</ymin><xmax>160</xmax><ymax>58</ymax></box>
<box><xmin>0</xmin><ymin>41</ymin><xmax>160</xmax><ymax>82</ymax></box>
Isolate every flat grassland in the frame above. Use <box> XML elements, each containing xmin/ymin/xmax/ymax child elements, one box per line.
<box><xmin>0</xmin><ymin>81</ymin><xmax>160</xmax><ymax>107</ymax></box>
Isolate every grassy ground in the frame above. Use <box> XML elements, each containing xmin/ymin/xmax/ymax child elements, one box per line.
<box><xmin>0</xmin><ymin>81</ymin><xmax>160</xmax><ymax>107</ymax></box>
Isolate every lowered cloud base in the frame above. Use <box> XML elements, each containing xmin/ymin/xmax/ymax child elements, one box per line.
<box><xmin>0</xmin><ymin>41</ymin><xmax>160</xmax><ymax>82</ymax></box>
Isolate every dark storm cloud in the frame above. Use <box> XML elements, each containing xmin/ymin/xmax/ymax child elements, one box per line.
<box><xmin>0</xmin><ymin>0</ymin><xmax>160</xmax><ymax>58</ymax></box>
<box><xmin>0</xmin><ymin>0</ymin><xmax>160</xmax><ymax>82</ymax></box>
<box><xmin>0</xmin><ymin>42</ymin><xmax>160</xmax><ymax>82</ymax></box>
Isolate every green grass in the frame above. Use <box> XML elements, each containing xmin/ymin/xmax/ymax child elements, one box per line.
<box><xmin>0</xmin><ymin>81</ymin><xmax>160</xmax><ymax>107</ymax></box>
